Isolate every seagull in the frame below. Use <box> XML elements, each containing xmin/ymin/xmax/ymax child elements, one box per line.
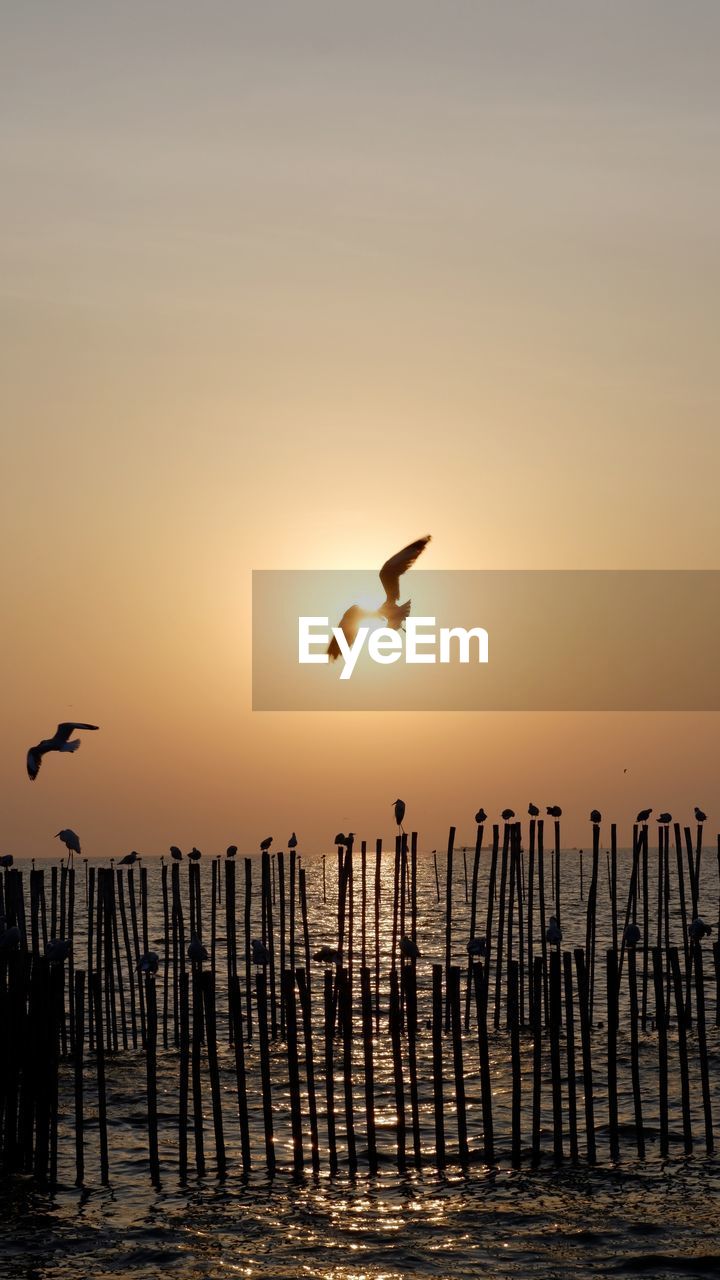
<box><xmin>251</xmin><ymin>937</ymin><xmax>271</xmax><ymax>966</ymax></box>
<box><xmin>288</xmin><ymin>833</ymin><xmax>298</xmax><ymax>849</ymax></box>
<box><xmin>475</xmin><ymin>808</ymin><xmax>487</xmax><ymax>824</ymax></box>
<box><xmin>636</xmin><ymin>808</ymin><xmax>652</xmax><ymax>823</ymax></box>
<box><xmin>657</xmin><ymin>812</ymin><xmax>672</xmax><ymax>824</ymax></box>
<box><xmin>528</xmin><ymin>803</ymin><xmax>540</xmax><ymax>817</ymax></box>
<box><xmin>119</xmin><ymin>851</ymin><xmax>139</xmax><ymax>866</ymax></box>
<box><xmin>188</xmin><ymin>847</ymin><xmax>202</xmax><ymax>861</ymax></box>
<box><xmin>188</xmin><ymin>933</ymin><xmax>208</xmax><ymax>963</ymax></box>
<box><xmin>334</xmin><ymin>832</ymin><xmax>354</xmax><ymax>847</ymax></box>
<box><xmin>546</xmin><ymin>916</ymin><xmax>563</xmax><ymax>945</ymax></box>
<box><xmin>501</xmin><ymin>808</ymin><xmax>515</xmax><ymax>821</ymax></box>
<box><xmin>467</xmin><ymin>937</ymin><xmax>487</xmax><ymax>957</ymax></box>
<box><xmin>170</xmin><ymin>846</ymin><xmax>183</xmax><ymax>861</ymax></box>
<box><xmin>590</xmin><ymin>809</ymin><xmax>602</xmax><ymax>824</ymax></box>
<box><xmin>328</xmin><ymin>535</ymin><xmax>431</xmax><ymax>660</ymax></box>
<box><xmin>623</xmin><ymin>923</ymin><xmax>642</xmax><ymax>948</ymax></box>
<box><xmin>393</xmin><ymin>798</ymin><xmax>406</xmax><ymax>831</ymax></box>
<box><xmin>689</xmin><ymin>918</ymin><xmax>712</xmax><ymax>942</ymax></box>
<box><xmin>695</xmin><ymin>807</ymin><xmax>708</xmax><ymax>823</ymax></box>
<box><xmin>260</xmin><ymin>837</ymin><xmax>273</xmax><ymax>853</ymax></box>
<box><xmin>547</xmin><ymin>805</ymin><xmax>562</xmax><ymax>818</ymax></box>
<box><xmin>226</xmin><ymin>845</ymin><xmax>238</xmax><ymax>858</ymax></box>
<box><xmin>400</xmin><ymin>935</ymin><xmax>421</xmax><ymax>961</ymax></box>
<box><xmin>26</xmin><ymin>722</ymin><xmax>99</xmax><ymax>781</ymax></box>
<box><xmin>45</xmin><ymin>938</ymin><xmax>71</xmax><ymax>963</ymax></box>
<box><xmin>313</xmin><ymin>944</ymin><xmax>339</xmax><ymax>965</ymax></box>
<box><xmin>0</xmin><ymin>923</ymin><xmax>21</xmax><ymax>952</ymax></box>
<box><xmin>139</xmin><ymin>951</ymin><xmax>159</xmax><ymax>974</ymax></box>
<box><xmin>0</xmin><ymin>854</ymin><xmax>14</xmax><ymax>868</ymax></box>
<box><xmin>56</xmin><ymin>829</ymin><xmax>81</xmax><ymax>863</ymax></box>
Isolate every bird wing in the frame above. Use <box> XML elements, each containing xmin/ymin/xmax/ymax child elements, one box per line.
<box><xmin>328</xmin><ymin>605</ymin><xmax>367</xmax><ymax>659</ymax></box>
<box><xmin>57</xmin><ymin>723</ymin><xmax>99</xmax><ymax>740</ymax></box>
<box><xmin>379</xmin><ymin>536</ymin><xmax>431</xmax><ymax>603</ymax></box>
<box><xmin>27</xmin><ymin>747</ymin><xmax>44</xmax><ymax>780</ymax></box>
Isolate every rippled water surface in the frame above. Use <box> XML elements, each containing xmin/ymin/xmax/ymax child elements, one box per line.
<box><xmin>2</xmin><ymin>843</ymin><xmax>720</xmax><ymax>1279</ymax></box>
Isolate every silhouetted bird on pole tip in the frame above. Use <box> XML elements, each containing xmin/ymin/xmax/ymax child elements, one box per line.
<box><xmin>636</xmin><ymin>808</ymin><xmax>652</xmax><ymax>823</ymax></box>
<box><xmin>528</xmin><ymin>803</ymin><xmax>540</xmax><ymax>817</ymax></box>
<box><xmin>260</xmin><ymin>837</ymin><xmax>273</xmax><ymax>852</ymax></box>
<box><xmin>400</xmin><ymin>935</ymin><xmax>421</xmax><ymax>961</ymax></box>
<box><xmin>501</xmin><ymin>808</ymin><xmax>515</xmax><ymax>821</ymax></box>
<box><xmin>170</xmin><ymin>846</ymin><xmax>183</xmax><ymax>861</ymax></box>
<box><xmin>695</xmin><ymin>807</ymin><xmax>708</xmax><ymax>823</ymax></box>
<box><xmin>475</xmin><ymin>808</ymin><xmax>487</xmax><ymax>824</ymax></box>
<box><xmin>188</xmin><ymin>933</ymin><xmax>208</xmax><ymax>963</ymax></box>
<box><xmin>590</xmin><ymin>809</ymin><xmax>602</xmax><ymax>824</ymax></box>
<box><xmin>623</xmin><ymin>923</ymin><xmax>641</xmax><ymax>948</ymax></box>
<box><xmin>328</xmin><ymin>535</ymin><xmax>431</xmax><ymax>659</ymax></box>
<box><xmin>547</xmin><ymin>805</ymin><xmax>562</xmax><ymax>818</ymax></box>
<box><xmin>0</xmin><ymin>854</ymin><xmax>14</xmax><ymax>868</ymax></box>
<box><xmin>467</xmin><ymin>937</ymin><xmax>487</xmax><ymax>957</ymax></box>
<box><xmin>26</xmin><ymin>722</ymin><xmax>99</xmax><ymax>781</ymax></box>
<box><xmin>189</xmin><ymin>847</ymin><xmax>202</xmax><ymax>861</ymax></box>
<box><xmin>119</xmin><ymin>851</ymin><xmax>139</xmax><ymax>866</ymax></box>
<box><xmin>657</xmin><ymin>812</ymin><xmax>672</xmax><ymax>824</ymax></box>
<box><xmin>546</xmin><ymin>916</ymin><xmax>562</xmax><ymax>945</ymax></box>
<box><xmin>313</xmin><ymin>944</ymin><xmax>339</xmax><ymax>965</ymax></box>
<box><xmin>689</xmin><ymin>917</ymin><xmax>712</xmax><ymax>942</ymax></box>
<box><xmin>251</xmin><ymin>938</ymin><xmax>271</xmax><ymax>966</ymax></box>
<box><xmin>226</xmin><ymin>845</ymin><xmax>237</xmax><ymax>858</ymax></box>
<box><xmin>46</xmin><ymin>938</ymin><xmax>71</xmax><ymax>963</ymax></box>
<box><xmin>334</xmin><ymin>832</ymin><xmax>354</xmax><ymax>848</ymax></box>
<box><xmin>288</xmin><ymin>833</ymin><xmax>298</xmax><ymax>849</ymax></box>
<box><xmin>0</xmin><ymin>923</ymin><xmax>21</xmax><ymax>952</ymax></box>
<box><xmin>139</xmin><ymin>952</ymin><xmax>159</xmax><ymax>974</ymax></box>
<box><xmin>56</xmin><ymin>829</ymin><xmax>81</xmax><ymax>863</ymax></box>
<box><xmin>393</xmin><ymin>798</ymin><xmax>406</xmax><ymax>831</ymax></box>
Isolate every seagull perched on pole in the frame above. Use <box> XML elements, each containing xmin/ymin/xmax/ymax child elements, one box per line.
<box><xmin>546</xmin><ymin>916</ymin><xmax>563</xmax><ymax>946</ymax></box>
<box><xmin>475</xmin><ymin>808</ymin><xmax>487</xmax><ymax>825</ymax></box>
<box><xmin>170</xmin><ymin>846</ymin><xmax>183</xmax><ymax>861</ymax></box>
<box><xmin>139</xmin><ymin>951</ymin><xmax>159</xmax><ymax>974</ymax></box>
<box><xmin>56</xmin><ymin>829</ymin><xmax>81</xmax><ymax>864</ymax></box>
<box><xmin>501</xmin><ymin>808</ymin><xmax>515</xmax><ymax>821</ymax></box>
<box><xmin>226</xmin><ymin>845</ymin><xmax>238</xmax><ymax>858</ymax></box>
<box><xmin>636</xmin><ymin>808</ymin><xmax>652</xmax><ymax>823</ymax></box>
<box><xmin>327</xmin><ymin>535</ymin><xmax>431</xmax><ymax>660</ymax></box>
<box><xmin>45</xmin><ymin>938</ymin><xmax>71</xmax><ymax>964</ymax></box>
<box><xmin>590</xmin><ymin>809</ymin><xmax>602</xmax><ymax>824</ymax></box>
<box><xmin>0</xmin><ymin>854</ymin><xmax>14</xmax><ymax>868</ymax></box>
<box><xmin>547</xmin><ymin>805</ymin><xmax>562</xmax><ymax>818</ymax></box>
<box><xmin>188</xmin><ymin>847</ymin><xmax>202</xmax><ymax>861</ymax></box>
<box><xmin>119</xmin><ymin>851</ymin><xmax>139</xmax><ymax>866</ymax></box>
<box><xmin>288</xmin><ymin>833</ymin><xmax>298</xmax><ymax>850</ymax></box>
<box><xmin>251</xmin><ymin>938</ymin><xmax>271</xmax><ymax>966</ymax></box>
<box><xmin>260</xmin><ymin>837</ymin><xmax>273</xmax><ymax>853</ymax></box>
<box><xmin>188</xmin><ymin>933</ymin><xmax>208</xmax><ymax>963</ymax></box>
<box><xmin>695</xmin><ymin>807</ymin><xmax>708</xmax><ymax>823</ymax></box>
<box><xmin>528</xmin><ymin>803</ymin><xmax>540</xmax><ymax>817</ymax></box>
<box><xmin>657</xmin><ymin>812</ymin><xmax>672</xmax><ymax>825</ymax></box>
<box><xmin>26</xmin><ymin>722</ymin><xmax>99</xmax><ymax>781</ymax></box>
<box><xmin>393</xmin><ymin>799</ymin><xmax>406</xmax><ymax>832</ymax></box>
<box><xmin>400</xmin><ymin>935</ymin><xmax>421</xmax><ymax>961</ymax></box>
<box><xmin>313</xmin><ymin>944</ymin><xmax>339</xmax><ymax>965</ymax></box>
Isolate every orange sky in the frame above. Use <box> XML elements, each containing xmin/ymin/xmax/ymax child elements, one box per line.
<box><xmin>2</xmin><ymin>3</ymin><xmax>719</xmax><ymax>856</ymax></box>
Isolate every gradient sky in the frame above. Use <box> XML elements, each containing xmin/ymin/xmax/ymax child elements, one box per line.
<box><xmin>2</xmin><ymin>2</ymin><xmax>719</xmax><ymax>856</ymax></box>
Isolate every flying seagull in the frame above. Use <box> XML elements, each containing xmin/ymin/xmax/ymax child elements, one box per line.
<box><xmin>328</xmin><ymin>535</ymin><xmax>431</xmax><ymax>660</ymax></box>
<box><xmin>27</xmin><ymin>722</ymin><xmax>99</xmax><ymax>781</ymax></box>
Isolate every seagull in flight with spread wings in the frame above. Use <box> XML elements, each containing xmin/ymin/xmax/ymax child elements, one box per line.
<box><xmin>27</xmin><ymin>722</ymin><xmax>99</xmax><ymax>781</ymax></box>
<box><xmin>327</xmin><ymin>535</ymin><xmax>431</xmax><ymax>660</ymax></box>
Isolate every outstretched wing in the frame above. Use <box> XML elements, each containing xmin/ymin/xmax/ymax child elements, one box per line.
<box><xmin>27</xmin><ymin>747</ymin><xmax>43</xmax><ymax>780</ymax></box>
<box><xmin>328</xmin><ymin>605</ymin><xmax>367</xmax><ymax>660</ymax></box>
<box><xmin>57</xmin><ymin>722</ymin><xmax>99</xmax><ymax>740</ymax></box>
<box><xmin>379</xmin><ymin>535</ymin><xmax>431</xmax><ymax>603</ymax></box>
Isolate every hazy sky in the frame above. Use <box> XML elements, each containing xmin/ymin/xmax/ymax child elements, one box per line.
<box><xmin>2</xmin><ymin>2</ymin><xmax>719</xmax><ymax>855</ymax></box>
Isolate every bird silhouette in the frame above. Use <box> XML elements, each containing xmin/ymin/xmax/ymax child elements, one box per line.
<box><xmin>56</xmin><ymin>829</ymin><xmax>81</xmax><ymax>863</ymax></box>
<box><xmin>170</xmin><ymin>846</ymin><xmax>183</xmax><ymax>861</ymax></box>
<box><xmin>119</xmin><ymin>851</ymin><xmax>139</xmax><ymax>866</ymax></box>
<box><xmin>334</xmin><ymin>832</ymin><xmax>354</xmax><ymax>848</ymax></box>
<box><xmin>547</xmin><ymin>805</ymin><xmax>562</xmax><ymax>818</ymax></box>
<box><xmin>260</xmin><ymin>837</ymin><xmax>273</xmax><ymax>853</ymax></box>
<box><xmin>400</xmin><ymin>935</ymin><xmax>421</xmax><ymax>961</ymax></box>
<box><xmin>695</xmin><ymin>807</ymin><xmax>708</xmax><ymax>823</ymax></box>
<box><xmin>45</xmin><ymin>938</ymin><xmax>71</xmax><ymax>963</ymax></box>
<box><xmin>226</xmin><ymin>845</ymin><xmax>238</xmax><ymax>858</ymax></box>
<box><xmin>657</xmin><ymin>812</ymin><xmax>672</xmax><ymax>824</ymax></box>
<box><xmin>327</xmin><ymin>535</ymin><xmax>431</xmax><ymax>660</ymax></box>
<box><xmin>188</xmin><ymin>847</ymin><xmax>202</xmax><ymax>861</ymax></box>
<box><xmin>139</xmin><ymin>951</ymin><xmax>160</xmax><ymax>974</ymax></box>
<box><xmin>590</xmin><ymin>809</ymin><xmax>602</xmax><ymax>824</ymax></box>
<box><xmin>0</xmin><ymin>854</ymin><xmax>14</xmax><ymax>868</ymax></box>
<box><xmin>636</xmin><ymin>808</ymin><xmax>652</xmax><ymax>823</ymax></box>
<box><xmin>623</xmin><ymin>923</ymin><xmax>642</xmax><ymax>948</ymax></box>
<box><xmin>0</xmin><ymin>922</ymin><xmax>21</xmax><ymax>952</ymax></box>
<box><xmin>393</xmin><ymin>799</ymin><xmax>406</xmax><ymax>831</ymax></box>
<box><xmin>689</xmin><ymin>917</ymin><xmax>712</xmax><ymax>942</ymax></box>
<box><xmin>467</xmin><ymin>937</ymin><xmax>487</xmax><ymax>957</ymax></box>
<box><xmin>528</xmin><ymin>803</ymin><xmax>540</xmax><ymax>817</ymax></box>
<box><xmin>546</xmin><ymin>916</ymin><xmax>563</xmax><ymax>945</ymax></box>
<box><xmin>188</xmin><ymin>933</ymin><xmax>208</xmax><ymax>963</ymax></box>
<box><xmin>251</xmin><ymin>938</ymin><xmax>271</xmax><ymax>966</ymax></box>
<box><xmin>313</xmin><ymin>944</ymin><xmax>339</xmax><ymax>965</ymax></box>
<box><xmin>475</xmin><ymin>808</ymin><xmax>487</xmax><ymax>824</ymax></box>
<box><xmin>288</xmin><ymin>833</ymin><xmax>298</xmax><ymax>849</ymax></box>
<box><xmin>27</xmin><ymin>722</ymin><xmax>99</xmax><ymax>781</ymax></box>
<box><xmin>501</xmin><ymin>808</ymin><xmax>515</xmax><ymax>821</ymax></box>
